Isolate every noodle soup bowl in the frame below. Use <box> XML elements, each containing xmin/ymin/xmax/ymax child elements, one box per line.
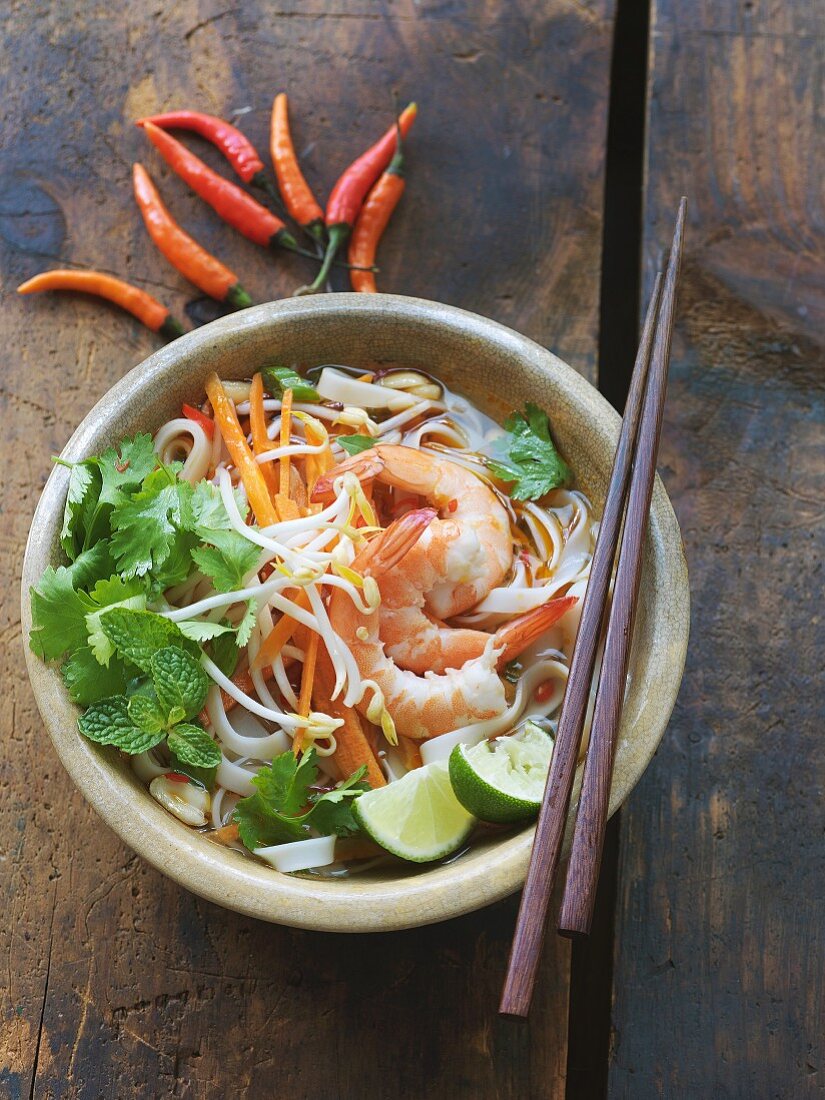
<box><xmin>22</xmin><ymin>294</ymin><xmax>689</xmax><ymax>932</ymax></box>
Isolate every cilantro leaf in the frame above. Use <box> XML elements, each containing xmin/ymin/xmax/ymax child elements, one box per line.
<box><xmin>234</xmin><ymin>600</ymin><xmax>258</xmax><ymax>648</ymax></box>
<box><xmin>110</xmin><ymin>478</ymin><xmax>193</xmax><ymax>579</ymax></box>
<box><xmin>488</xmin><ymin>403</ymin><xmax>570</xmax><ymax>501</ymax></box>
<box><xmin>66</xmin><ymin>542</ymin><xmax>116</xmax><ymax>590</ymax></box>
<box><xmin>233</xmin><ymin>751</ymin><xmax>368</xmax><ymax>851</ymax></box>
<box><xmin>190</xmin><ymin>536</ymin><xmax>260</xmax><ymax>593</ymax></box>
<box><xmin>62</xmin><ymin>646</ymin><xmax>132</xmax><ymax>706</ymax></box>
<box><xmin>307</xmin><ymin>766</ymin><xmax>370</xmax><ymax>837</ymax></box>
<box><xmin>29</xmin><ymin>567</ymin><xmax>95</xmax><ymax>661</ymax></box>
<box><xmin>127</xmin><ymin>692</ymin><xmax>168</xmax><ymax>735</ymax></box>
<box><xmin>261</xmin><ymin>365</ymin><xmax>320</xmax><ymax>403</ymax></box>
<box><xmin>60</xmin><ymin>460</ymin><xmax>100</xmax><ymax>559</ymax></box>
<box><xmin>176</xmin><ymin>619</ymin><xmax>234</xmax><ymax>642</ymax></box>
<box><xmin>99</xmin><ymin>607</ymin><xmax>190</xmax><ymax>673</ymax></box>
<box><xmin>189</xmin><ymin>480</ymin><xmax>248</xmax><ymax>531</ymax></box>
<box><xmin>150</xmin><ymin>646</ymin><xmax>208</xmax><ymax>721</ymax></box>
<box><xmin>167</xmin><ymin>724</ymin><xmax>221</xmax><ymax>769</ymax></box>
<box><xmin>77</xmin><ymin>695</ymin><xmax>165</xmax><ymax>754</ymax></box>
<box><xmin>338</xmin><ymin>434</ymin><xmax>376</xmax><ymax>456</ymax></box>
<box><xmin>233</xmin><ymin>751</ymin><xmax>317</xmax><ymax>849</ymax></box>
<box><xmin>96</xmin><ymin>434</ymin><xmax>158</xmax><ymax>510</ymax></box>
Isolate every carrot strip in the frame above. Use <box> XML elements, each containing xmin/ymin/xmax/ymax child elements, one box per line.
<box><xmin>279</xmin><ymin>388</ymin><xmax>293</xmax><ymax>500</ymax></box>
<box><xmin>313</xmin><ymin>654</ymin><xmax>385</xmax><ymax>788</ymax></box>
<box><xmin>293</xmin><ymin>632</ymin><xmax>320</xmax><ymax>753</ymax></box>
<box><xmin>249</xmin><ymin>373</ymin><xmax>278</xmax><ymax>498</ymax></box>
<box><xmin>204</xmin><ymin>374</ymin><xmax>278</xmax><ymax>527</ymax></box>
<box><xmin>252</xmin><ymin>588</ymin><xmax>312</xmax><ymax>670</ymax></box>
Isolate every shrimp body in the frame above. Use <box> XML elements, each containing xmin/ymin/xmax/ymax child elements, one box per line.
<box><xmin>328</xmin><ymin>509</ymin><xmax>577</xmax><ymax>740</ymax></box>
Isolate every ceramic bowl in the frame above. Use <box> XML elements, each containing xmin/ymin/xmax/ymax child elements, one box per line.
<box><xmin>21</xmin><ymin>294</ymin><xmax>689</xmax><ymax>932</ymax></box>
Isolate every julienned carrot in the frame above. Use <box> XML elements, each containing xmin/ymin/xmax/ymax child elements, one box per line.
<box><xmin>204</xmin><ymin>373</ymin><xmax>279</xmax><ymax>526</ymax></box>
<box><xmin>252</xmin><ymin>588</ymin><xmax>312</xmax><ymax>670</ymax></box>
<box><xmin>270</xmin><ymin>93</ymin><xmax>324</xmax><ymax>240</ymax></box>
<box><xmin>133</xmin><ymin>164</ymin><xmax>253</xmax><ymax>308</ymax></box>
<box><xmin>293</xmin><ymin>632</ymin><xmax>320</xmax><ymax>753</ymax></box>
<box><xmin>279</xmin><ymin>388</ymin><xmax>294</xmax><ymax>502</ymax></box>
<box><xmin>313</xmin><ymin>654</ymin><xmax>385</xmax><ymax>788</ymax></box>
<box><xmin>17</xmin><ymin>269</ymin><xmax>185</xmax><ymax>340</ymax></box>
<box><xmin>249</xmin><ymin>373</ymin><xmax>278</xmax><ymax>499</ymax></box>
<box><xmin>303</xmin><ymin>417</ymin><xmax>334</xmax><ymax>493</ymax></box>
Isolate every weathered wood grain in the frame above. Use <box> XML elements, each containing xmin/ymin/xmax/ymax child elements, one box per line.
<box><xmin>609</xmin><ymin>0</ymin><xmax>825</xmax><ymax>1095</ymax></box>
<box><xmin>0</xmin><ymin>1</ymin><xmax>615</xmax><ymax>1096</ymax></box>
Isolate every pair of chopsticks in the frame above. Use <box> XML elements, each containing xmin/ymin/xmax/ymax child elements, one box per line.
<box><xmin>499</xmin><ymin>199</ymin><xmax>687</xmax><ymax>1018</ymax></box>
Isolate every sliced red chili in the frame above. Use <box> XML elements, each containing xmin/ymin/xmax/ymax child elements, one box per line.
<box><xmin>165</xmin><ymin>772</ymin><xmax>190</xmax><ymax>783</ymax></box>
<box><xmin>534</xmin><ymin>682</ymin><xmax>554</xmax><ymax>703</ymax></box>
<box><xmin>447</xmin><ymin>498</ymin><xmax>458</xmax><ymax>513</ymax></box>
<box><xmin>182</xmin><ymin>403</ymin><xmax>216</xmax><ymax>438</ymax></box>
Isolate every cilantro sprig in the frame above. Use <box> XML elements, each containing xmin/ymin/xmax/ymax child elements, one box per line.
<box><xmin>234</xmin><ymin>750</ymin><xmax>370</xmax><ymax>850</ymax></box>
<box><xmin>488</xmin><ymin>403</ymin><xmax>571</xmax><ymax>501</ymax></box>
<box><xmin>338</xmin><ymin>434</ymin><xmax>376</xmax><ymax>456</ymax></box>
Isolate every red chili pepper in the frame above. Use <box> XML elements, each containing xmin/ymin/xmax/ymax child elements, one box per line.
<box><xmin>17</xmin><ymin>269</ymin><xmax>185</xmax><ymax>341</ymax></box>
<box><xmin>299</xmin><ymin>103</ymin><xmax>417</xmax><ymax>294</ymax></box>
<box><xmin>534</xmin><ymin>682</ymin><xmax>554</xmax><ymax>704</ymax></box>
<box><xmin>348</xmin><ymin>123</ymin><xmax>406</xmax><ymax>293</ymax></box>
<box><xmin>133</xmin><ymin>163</ymin><xmax>254</xmax><ymax>309</ymax></box>
<box><xmin>447</xmin><ymin>498</ymin><xmax>458</xmax><ymax>513</ymax></box>
<box><xmin>138</xmin><ymin>110</ymin><xmax>287</xmax><ymax>214</ymax></box>
<box><xmin>139</xmin><ymin>121</ymin><xmax>299</xmax><ymax>252</ymax></box>
<box><xmin>165</xmin><ymin>772</ymin><xmax>191</xmax><ymax>783</ymax></box>
<box><xmin>182</xmin><ymin>403</ymin><xmax>215</xmax><ymax>438</ymax></box>
<box><xmin>270</xmin><ymin>93</ymin><xmax>325</xmax><ymax>241</ymax></box>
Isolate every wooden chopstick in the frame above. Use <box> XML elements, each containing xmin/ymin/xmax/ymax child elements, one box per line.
<box><xmin>559</xmin><ymin>198</ymin><xmax>686</xmax><ymax>935</ymax></box>
<box><xmin>499</xmin><ymin>198</ymin><xmax>686</xmax><ymax>1018</ymax></box>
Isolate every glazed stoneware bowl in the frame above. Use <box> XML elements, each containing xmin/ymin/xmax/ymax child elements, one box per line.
<box><xmin>21</xmin><ymin>294</ymin><xmax>689</xmax><ymax>932</ymax></box>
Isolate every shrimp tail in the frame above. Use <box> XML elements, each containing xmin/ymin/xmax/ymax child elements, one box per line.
<box><xmin>311</xmin><ymin>447</ymin><xmax>382</xmax><ymax>502</ymax></box>
<box><xmin>493</xmin><ymin>595</ymin><xmax>578</xmax><ymax>669</ymax></box>
<box><xmin>366</xmin><ymin>507</ymin><xmax>437</xmax><ymax>574</ymax></box>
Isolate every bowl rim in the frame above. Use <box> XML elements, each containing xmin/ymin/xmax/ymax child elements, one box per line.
<box><xmin>21</xmin><ymin>292</ymin><xmax>689</xmax><ymax>932</ymax></box>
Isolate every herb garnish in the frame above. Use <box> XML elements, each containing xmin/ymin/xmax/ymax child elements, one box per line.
<box><xmin>488</xmin><ymin>403</ymin><xmax>570</xmax><ymax>501</ymax></box>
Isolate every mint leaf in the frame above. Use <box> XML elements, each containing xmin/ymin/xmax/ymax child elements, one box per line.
<box><xmin>261</xmin><ymin>365</ymin><xmax>320</xmax><ymax>403</ymax></box>
<box><xmin>99</xmin><ymin>607</ymin><xmax>189</xmax><ymax>673</ymax></box>
<box><xmin>127</xmin><ymin>691</ymin><xmax>168</xmax><ymax>735</ymax></box>
<box><xmin>150</xmin><ymin>646</ymin><xmax>208</xmax><ymax>721</ymax></box>
<box><xmin>78</xmin><ymin>695</ymin><xmax>165</xmax><ymax>754</ymax></box>
<box><xmin>84</xmin><ymin>577</ymin><xmax>146</xmax><ymax>665</ymax></box>
<box><xmin>60</xmin><ymin>460</ymin><xmax>100</xmax><ymax>559</ymax></box>
<box><xmin>167</xmin><ymin>724</ymin><xmax>221</xmax><ymax>769</ymax></box>
<box><xmin>168</xmin><ymin>752</ymin><xmax>217</xmax><ymax>791</ymax></box>
<box><xmin>29</xmin><ymin>567</ymin><xmax>95</xmax><ymax>661</ymax></box>
<box><xmin>209</xmin><ymin>630</ymin><xmax>240</xmax><ymax>677</ymax></box>
<box><xmin>190</xmin><ymin>535</ymin><xmax>259</xmax><ymax>593</ymax></box>
<box><xmin>62</xmin><ymin>647</ymin><xmax>132</xmax><ymax>706</ymax></box>
<box><xmin>488</xmin><ymin>403</ymin><xmax>570</xmax><ymax>501</ymax></box>
<box><xmin>338</xmin><ymin>434</ymin><xmax>376</xmax><ymax>456</ymax></box>
<box><xmin>110</xmin><ymin>479</ymin><xmax>193</xmax><ymax>579</ymax></box>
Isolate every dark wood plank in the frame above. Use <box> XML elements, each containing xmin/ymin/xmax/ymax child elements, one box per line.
<box><xmin>609</xmin><ymin>0</ymin><xmax>825</xmax><ymax>1095</ymax></box>
<box><xmin>0</xmin><ymin>1</ymin><xmax>615</xmax><ymax>1096</ymax></box>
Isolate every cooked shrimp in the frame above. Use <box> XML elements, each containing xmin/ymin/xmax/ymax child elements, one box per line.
<box><xmin>314</xmin><ymin>444</ymin><xmax>512</xmax><ymax>620</ymax></box>
<box><xmin>328</xmin><ymin>510</ymin><xmax>577</xmax><ymax>740</ymax></box>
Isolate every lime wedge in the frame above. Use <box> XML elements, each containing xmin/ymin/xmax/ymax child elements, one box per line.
<box><xmin>353</xmin><ymin>761</ymin><xmax>475</xmax><ymax>863</ymax></box>
<box><xmin>449</xmin><ymin>721</ymin><xmax>553</xmax><ymax>824</ymax></box>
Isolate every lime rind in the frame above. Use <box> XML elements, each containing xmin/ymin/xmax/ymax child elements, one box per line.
<box><xmin>353</xmin><ymin>760</ymin><xmax>475</xmax><ymax>863</ymax></box>
<box><xmin>449</xmin><ymin>721</ymin><xmax>553</xmax><ymax>824</ymax></box>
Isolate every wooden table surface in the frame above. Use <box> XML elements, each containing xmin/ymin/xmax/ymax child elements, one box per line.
<box><xmin>0</xmin><ymin>2</ymin><xmax>821</xmax><ymax>1097</ymax></box>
